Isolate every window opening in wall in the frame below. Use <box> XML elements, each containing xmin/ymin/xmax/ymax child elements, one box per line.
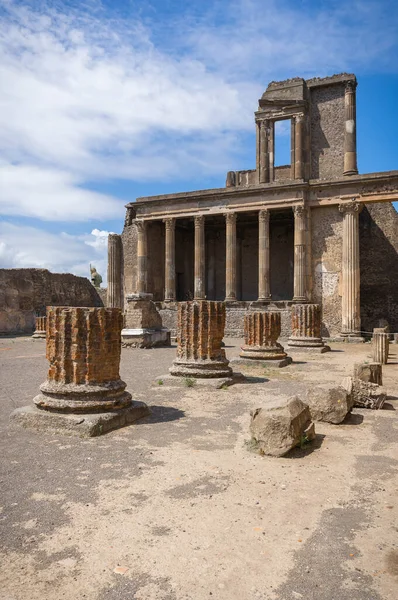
<box><xmin>274</xmin><ymin>119</ymin><xmax>291</xmax><ymax>167</ymax></box>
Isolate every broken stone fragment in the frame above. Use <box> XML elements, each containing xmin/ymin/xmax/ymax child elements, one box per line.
<box><xmin>353</xmin><ymin>362</ymin><xmax>382</xmax><ymax>386</ymax></box>
<box><xmin>249</xmin><ymin>396</ymin><xmax>314</xmax><ymax>457</ymax></box>
<box><xmin>341</xmin><ymin>376</ymin><xmax>386</xmax><ymax>410</ymax></box>
<box><xmin>304</xmin><ymin>384</ymin><xmax>352</xmax><ymax>424</ymax></box>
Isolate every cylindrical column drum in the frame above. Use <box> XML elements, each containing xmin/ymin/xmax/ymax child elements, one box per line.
<box><xmin>288</xmin><ymin>304</ymin><xmax>325</xmax><ymax>348</ymax></box>
<box><xmin>240</xmin><ymin>311</ymin><xmax>287</xmax><ymax>360</ymax></box>
<box><xmin>170</xmin><ymin>301</ymin><xmax>232</xmax><ymax>378</ymax></box>
<box><xmin>32</xmin><ymin>316</ymin><xmax>47</xmax><ymax>339</ymax></box>
<box><xmin>33</xmin><ymin>307</ymin><xmax>131</xmax><ymax>412</ymax></box>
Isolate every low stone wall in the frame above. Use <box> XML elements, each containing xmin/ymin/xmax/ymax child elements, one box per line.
<box><xmin>158</xmin><ymin>301</ymin><xmax>294</xmax><ymax>338</ymax></box>
<box><xmin>0</xmin><ymin>269</ymin><xmax>104</xmax><ymax>335</ymax></box>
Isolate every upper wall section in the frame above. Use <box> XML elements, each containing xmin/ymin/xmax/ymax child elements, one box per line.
<box><xmin>227</xmin><ymin>73</ymin><xmax>358</xmax><ymax>187</ymax></box>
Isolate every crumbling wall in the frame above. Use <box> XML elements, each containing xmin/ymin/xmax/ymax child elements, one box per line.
<box><xmin>360</xmin><ymin>202</ymin><xmax>398</xmax><ymax>334</ymax></box>
<box><xmin>0</xmin><ymin>269</ymin><xmax>103</xmax><ymax>335</ymax></box>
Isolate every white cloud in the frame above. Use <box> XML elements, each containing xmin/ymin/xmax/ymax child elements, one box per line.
<box><xmin>0</xmin><ymin>0</ymin><xmax>397</xmax><ymax>226</ymax></box>
<box><xmin>0</xmin><ymin>221</ymin><xmax>110</xmax><ymax>284</ymax></box>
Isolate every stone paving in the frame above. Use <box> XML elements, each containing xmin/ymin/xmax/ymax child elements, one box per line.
<box><xmin>0</xmin><ymin>336</ymin><xmax>397</xmax><ymax>600</ymax></box>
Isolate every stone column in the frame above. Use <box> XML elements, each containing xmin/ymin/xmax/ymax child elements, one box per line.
<box><xmin>240</xmin><ymin>311</ymin><xmax>291</xmax><ymax>366</ymax></box>
<box><xmin>288</xmin><ymin>304</ymin><xmax>330</xmax><ymax>352</ymax></box>
<box><xmin>294</xmin><ymin>114</ymin><xmax>304</xmax><ymax>180</ymax></box>
<box><xmin>170</xmin><ymin>301</ymin><xmax>232</xmax><ymax>378</ymax></box>
<box><xmin>268</xmin><ymin>121</ymin><xmax>275</xmax><ymax>183</ymax></box>
<box><xmin>339</xmin><ymin>200</ymin><xmax>362</xmax><ymax>337</ymax></box>
<box><xmin>164</xmin><ymin>217</ymin><xmax>176</xmax><ymax>301</ymax></box>
<box><xmin>136</xmin><ymin>220</ymin><xmax>148</xmax><ymax>294</ymax></box>
<box><xmin>343</xmin><ymin>80</ymin><xmax>358</xmax><ymax>176</ymax></box>
<box><xmin>372</xmin><ymin>330</ymin><xmax>389</xmax><ymax>365</ymax></box>
<box><xmin>33</xmin><ymin>307</ymin><xmax>129</xmax><ymax>412</ymax></box>
<box><xmin>107</xmin><ymin>233</ymin><xmax>123</xmax><ymax>309</ymax></box>
<box><xmin>293</xmin><ymin>205</ymin><xmax>307</xmax><ymax>301</ymax></box>
<box><xmin>194</xmin><ymin>215</ymin><xmax>206</xmax><ymax>300</ymax></box>
<box><xmin>32</xmin><ymin>316</ymin><xmax>47</xmax><ymax>339</ymax></box>
<box><xmin>258</xmin><ymin>209</ymin><xmax>271</xmax><ymax>301</ymax></box>
<box><xmin>225</xmin><ymin>212</ymin><xmax>237</xmax><ymax>301</ymax></box>
<box><xmin>207</xmin><ymin>232</ymin><xmax>216</xmax><ymax>300</ymax></box>
<box><xmin>259</xmin><ymin>120</ymin><xmax>269</xmax><ymax>184</ymax></box>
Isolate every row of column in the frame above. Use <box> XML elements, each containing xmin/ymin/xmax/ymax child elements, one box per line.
<box><xmin>136</xmin><ymin>206</ymin><xmax>309</xmax><ymax>304</ymax></box>
<box><xmin>132</xmin><ymin>200</ymin><xmax>362</xmax><ymax>336</ymax></box>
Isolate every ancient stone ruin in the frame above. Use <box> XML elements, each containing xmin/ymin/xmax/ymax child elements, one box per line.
<box><xmin>372</xmin><ymin>328</ymin><xmax>389</xmax><ymax>364</ymax></box>
<box><xmin>11</xmin><ymin>306</ymin><xmax>149</xmax><ymax>436</ymax></box>
<box><xmin>169</xmin><ymin>300</ymin><xmax>236</xmax><ymax>382</ymax></box>
<box><xmin>121</xmin><ymin>293</ymin><xmax>170</xmax><ymax>348</ymax></box>
<box><xmin>32</xmin><ymin>316</ymin><xmax>46</xmax><ymax>339</ymax></box>
<box><xmin>288</xmin><ymin>304</ymin><xmax>330</xmax><ymax>352</ymax></box>
<box><xmin>239</xmin><ymin>311</ymin><xmax>292</xmax><ymax>367</ymax></box>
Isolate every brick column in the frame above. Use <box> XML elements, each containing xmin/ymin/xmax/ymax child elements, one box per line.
<box><xmin>293</xmin><ymin>205</ymin><xmax>307</xmax><ymax>301</ymax></box>
<box><xmin>194</xmin><ymin>215</ymin><xmax>206</xmax><ymax>299</ymax></box>
<box><xmin>339</xmin><ymin>200</ymin><xmax>361</xmax><ymax>336</ymax></box>
<box><xmin>294</xmin><ymin>114</ymin><xmax>304</xmax><ymax>180</ymax></box>
<box><xmin>34</xmin><ymin>307</ymin><xmax>131</xmax><ymax>412</ymax></box>
<box><xmin>240</xmin><ymin>311</ymin><xmax>291</xmax><ymax>365</ymax></box>
<box><xmin>136</xmin><ymin>220</ymin><xmax>148</xmax><ymax>294</ymax></box>
<box><xmin>259</xmin><ymin>120</ymin><xmax>269</xmax><ymax>184</ymax></box>
<box><xmin>225</xmin><ymin>212</ymin><xmax>237</xmax><ymax>301</ymax></box>
<box><xmin>107</xmin><ymin>233</ymin><xmax>123</xmax><ymax>309</ymax></box>
<box><xmin>258</xmin><ymin>209</ymin><xmax>271</xmax><ymax>301</ymax></box>
<box><xmin>343</xmin><ymin>80</ymin><xmax>358</xmax><ymax>176</ymax></box>
<box><xmin>288</xmin><ymin>304</ymin><xmax>330</xmax><ymax>351</ymax></box>
<box><xmin>164</xmin><ymin>217</ymin><xmax>176</xmax><ymax>301</ymax></box>
<box><xmin>170</xmin><ymin>301</ymin><xmax>232</xmax><ymax>378</ymax></box>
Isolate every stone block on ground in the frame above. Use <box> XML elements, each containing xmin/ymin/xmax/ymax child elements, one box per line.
<box><xmin>249</xmin><ymin>396</ymin><xmax>314</xmax><ymax>457</ymax></box>
<box><xmin>341</xmin><ymin>377</ymin><xmax>387</xmax><ymax>410</ymax></box>
<box><xmin>353</xmin><ymin>362</ymin><xmax>382</xmax><ymax>386</ymax></box>
<box><xmin>305</xmin><ymin>384</ymin><xmax>352</xmax><ymax>424</ymax></box>
<box><xmin>122</xmin><ymin>294</ymin><xmax>171</xmax><ymax>348</ymax></box>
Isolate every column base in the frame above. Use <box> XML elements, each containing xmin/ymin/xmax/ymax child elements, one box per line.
<box><xmin>257</xmin><ymin>296</ymin><xmax>272</xmax><ymax>302</ymax></box>
<box><xmin>292</xmin><ymin>297</ymin><xmax>308</xmax><ymax>303</ymax></box>
<box><xmin>10</xmin><ymin>401</ymin><xmax>150</xmax><ymax>437</ymax></box>
<box><xmin>240</xmin><ymin>344</ymin><xmax>287</xmax><ymax>361</ymax></box>
<box><xmin>170</xmin><ymin>358</ymin><xmax>232</xmax><ymax>379</ymax></box>
<box><xmin>32</xmin><ymin>331</ymin><xmax>46</xmax><ymax>339</ymax></box>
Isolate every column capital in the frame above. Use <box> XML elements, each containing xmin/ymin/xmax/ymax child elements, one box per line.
<box><xmin>339</xmin><ymin>199</ymin><xmax>362</xmax><ymax>214</ymax></box>
<box><xmin>135</xmin><ymin>220</ymin><xmax>147</xmax><ymax>233</ymax></box>
<box><xmin>194</xmin><ymin>214</ymin><xmax>205</xmax><ymax>228</ymax></box>
<box><xmin>345</xmin><ymin>79</ymin><xmax>357</xmax><ymax>93</ymax></box>
<box><xmin>163</xmin><ymin>217</ymin><xmax>176</xmax><ymax>231</ymax></box>
<box><xmin>295</xmin><ymin>113</ymin><xmax>305</xmax><ymax>124</ymax></box>
<box><xmin>293</xmin><ymin>204</ymin><xmax>306</xmax><ymax>218</ymax></box>
<box><xmin>258</xmin><ymin>208</ymin><xmax>270</xmax><ymax>223</ymax></box>
<box><xmin>225</xmin><ymin>212</ymin><xmax>237</xmax><ymax>225</ymax></box>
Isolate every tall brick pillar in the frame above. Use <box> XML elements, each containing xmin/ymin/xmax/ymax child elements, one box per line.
<box><xmin>170</xmin><ymin>301</ymin><xmax>232</xmax><ymax>378</ymax></box>
<box><xmin>107</xmin><ymin>234</ymin><xmax>123</xmax><ymax>309</ymax></box>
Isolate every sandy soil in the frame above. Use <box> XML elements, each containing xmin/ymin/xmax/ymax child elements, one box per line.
<box><xmin>0</xmin><ymin>337</ymin><xmax>397</xmax><ymax>600</ymax></box>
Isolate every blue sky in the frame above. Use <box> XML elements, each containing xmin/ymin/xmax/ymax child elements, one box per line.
<box><xmin>0</xmin><ymin>0</ymin><xmax>397</xmax><ymax>283</ymax></box>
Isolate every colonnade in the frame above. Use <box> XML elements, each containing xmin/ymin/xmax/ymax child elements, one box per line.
<box><xmin>134</xmin><ymin>199</ymin><xmax>363</xmax><ymax>337</ymax></box>
<box><xmin>136</xmin><ymin>205</ymin><xmax>310</xmax><ymax>306</ymax></box>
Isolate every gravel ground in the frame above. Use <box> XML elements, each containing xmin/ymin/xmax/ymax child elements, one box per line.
<box><xmin>0</xmin><ymin>337</ymin><xmax>397</xmax><ymax>600</ymax></box>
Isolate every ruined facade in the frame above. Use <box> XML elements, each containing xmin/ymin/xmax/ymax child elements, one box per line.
<box><xmin>121</xmin><ymin>74</ymin><xmax>398</xmax><ymax>337</ymax></box>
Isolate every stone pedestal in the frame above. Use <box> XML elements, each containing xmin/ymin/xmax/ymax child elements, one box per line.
<box><xmin>239</xmin><ymin>311</ymin><xmax>291</xmax><ymax>367</ymax></box>
<box><xmin>170</xmin><ymin>301</ymin><xmax>233</xmax><ymax>378</ymax></box>
<box><xmin>32</xmin><ymin>316</ymin><xmax>46</xmax><ymax>339</ymax></box>
<box><xmin>107</xmin><ymin>234</ymin><xmax>123</xmax><ymax>309</ymax></box>
<box><xmin>122</xmin><ymin>294</ymin><xmax>171</xmax><ymax>348</ymax></box>
<box><xmin>372</xmin><ymin>330</ymin><xmax>389</xmax><ymax>365</ymax></box>
<box><xmin>288</xmin><ymin>304</ymin><xmax>330</xmax><ymax>352</ymax></box>
<box><xmin>12</xmin><ymin>307</ymin><xmax>149</xmax><ymax>436</ymax></box>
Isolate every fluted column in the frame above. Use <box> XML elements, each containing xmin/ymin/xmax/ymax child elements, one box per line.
<box><xmin>293</xmin><ymin>205</ymin><xmax>307</xmax><ymax>301</ymax></box>
<box><xmin>259</xmin><ymin>120</ymin><xmax>269</xmax><ymax>184</ymax></box>
<box><xmin>32</xmin><ymin>316</ymin><xmax>47</xmax><ymax>339</ymax></box>
<box><xmin>258</xmin><ymin>209</ymin><xmax>271</xmax><ymax>301</ymax></box>
<box><xmin>294</xmin><ymin>114</ymin><xmax>304</xmax><ymax>180</ymax></box>
<box><xmin>225</xmin><ymin>212</ymin><xmax>237</xmax><ymax>301</ymax></box>
<box><xmin>136</xmin><ymin>220</ymin><xmax>148</xmax><ymax>294</ymax></box>
<box><xmin>343</xmin><ymin>80</ymin><xmax>358</xmax><ymax>176</ymax></box>
<box><xmin>339</xmin><ymin>200</ymin><xmax>361</xmax><ymax>336</ymax></box>
<box><xmin>240</xmin><ymin>311</ymin><xmax>291</xmax><ymax>364</ymax></box>
<box><xmin>288</xmin><ymin>304</ymin><xmax>329</xmax><ymax>351</ymax></box>
<box><xmin>194</xmin><ymin>215</ymin><xmax>205</xmax><ymax>299</ymax></box>
<box><xmin>107</xmin><ymin>234</ymin><xmax>123</xmax><ymax>308</ymax></box>
<box><xmin>164</xmin><ymin>217</ymin><xmax>176</xmax><ymax>301</ymax></box>
<box><xmin>207</xmin><ymin>232</ymin><xmax>216</xmax><ymax>300</ymax></box>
